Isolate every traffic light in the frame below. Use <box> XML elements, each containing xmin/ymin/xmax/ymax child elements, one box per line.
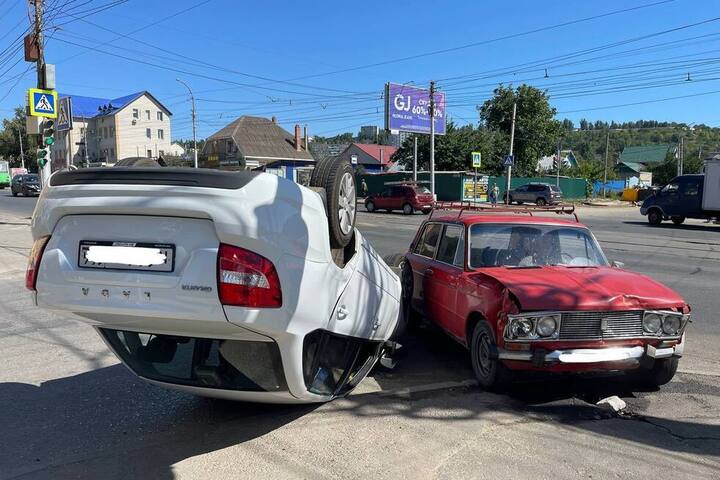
<box><xmin>42</xmin><ymin>119</ymin><xmax>55</xmax><ymax>146</ymax></box>
<box><xmin>37</xmin><ymin>119</ymin><xmax>55</xmax><ymax>169</ymax></box>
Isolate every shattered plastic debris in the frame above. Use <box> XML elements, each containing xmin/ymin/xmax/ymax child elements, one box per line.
<box><xmin>596</xmin><ymin>395</ymin><xmax>627</xmax><ymax>412</ymax></box>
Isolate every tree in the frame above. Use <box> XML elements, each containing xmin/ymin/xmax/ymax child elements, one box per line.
<box><xmin>0</xmin><ymin>107</ymin><xmax>34</xmax><ymax>169</ymax></box>
<box><xmin>391</xmin><ymin>121</ymin><xmax>506</xmax><ymax>174</ymax></box>
<box><xmin>477</xmin><ymin>85</ymin><xmax>562</xmax><ymax>177</ymax></box>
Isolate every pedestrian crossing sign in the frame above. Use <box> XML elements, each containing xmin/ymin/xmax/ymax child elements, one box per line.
<box><xmin>28</xmin><ymin>88</ymin><xmax>58</xmax><ymax>118</ymax></box>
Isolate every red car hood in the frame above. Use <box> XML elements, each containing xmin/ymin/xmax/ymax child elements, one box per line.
<box><xmin>478</xmin><ymin>266</ymin><xmax>686</xmax><ymax>311</ymax></box>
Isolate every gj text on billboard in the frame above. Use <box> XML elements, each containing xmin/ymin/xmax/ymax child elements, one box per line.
<box><xmin>385</xmin><ymin>83</ymin><xmax>446</xmax><ymax>135</ymax></box>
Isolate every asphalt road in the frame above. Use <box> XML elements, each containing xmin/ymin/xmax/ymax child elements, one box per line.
<box><xmin>0</xmin><ymin>189</ymin><xmax>38</xmax><ymax>218</ymax></box>
<box><xmin>0</xmin><ymin>195</ymin><xmax>718</xmax><ymax>479</ymax></box>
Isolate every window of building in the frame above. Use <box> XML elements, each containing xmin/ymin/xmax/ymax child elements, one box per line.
<box><xmin>157</xmin><ymin>129</ymin><xmax>164</xmax><ymax>140</ymax></box>
<box><xmin>146</xmin><ymin>128</ymin><xmax>151</xmax><ymax>138</ymax></box>
<box><xmin>110</xmin><ymin>127</ymin><xmax>115</xmax><ymax>136</ymax></box>
<box><xmin>145</xmin><ymin>110</ymin><xmax>150</xmax><ymax>120</ymax></box>
<box><xmin>132</xmin><ymin>109</ymin><xmax>139</xmax><ymax>118</ymax></box>
<box><xmin>110</xmin><ymin>148</ymin><xmax>115</xmax><ymax>159</ymax></box>
<box><xmin>80</xmin><ymin>127</ymin><xmax>85</xmax><ymax>135</ymax></box>
<box><xmin>147</xmin><ymin>149</ymin><xmax>152</xmax><ymax>158</ymax></box>
<box><xmin>103</xmin><ymin>127</ymin><xmax>108</xmax><ymax>138</ymax></box>
<box><xmin>157</xmin><ymin>111</ymin><xmax>163</xmax><ymax>121</ymax></box>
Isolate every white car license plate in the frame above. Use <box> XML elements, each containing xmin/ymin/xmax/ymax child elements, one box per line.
<box><xmin>78</xmin><ymin>241</ymin><xmax>175</xmax><ymax>272</ymax></box>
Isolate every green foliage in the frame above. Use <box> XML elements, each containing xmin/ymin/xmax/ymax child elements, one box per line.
<box><xmin>0</xmin><ymin>107</ymin><xmax>35</xmax><ymax>169</ymax></box>
<box><xmin>478</xmin><ymin>84</ymin><xmax>562</xmax><ymax>176</ymax></box>
<box><xmin>174</xmin><ymin>138</ymin><xmax>206</xmax><ymax>153</ymax></box>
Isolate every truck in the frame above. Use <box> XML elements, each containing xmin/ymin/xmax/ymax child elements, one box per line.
<box><xmin>640</xmin><ymin>157</ymin><xmax>720</xmax><ymax>225</ymax></box>
<box><xmin>0</xmin><ymin>161</ymin><xmax>9</xmax><ymax>189</ymax></box>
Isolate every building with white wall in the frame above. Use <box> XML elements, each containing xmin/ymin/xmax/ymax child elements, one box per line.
<box><xmin>51</xmin><ymin>91</ymin><xmax>172</xmax><ymax>167</ymax></box>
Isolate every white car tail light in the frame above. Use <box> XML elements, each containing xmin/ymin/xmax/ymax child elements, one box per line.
<box><xmin>26</xmin><ymin>235</ymin><xmax>50</xmax><ymax>291</ymax></box>
<box><xmin>217</xmin><ymin>243</ymin><xmax>282</xmax><ymax>308</ymax></box>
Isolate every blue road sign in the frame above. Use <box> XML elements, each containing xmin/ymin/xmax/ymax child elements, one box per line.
<box><xmin>503</xmin><ymin>154</ymin><xmax>514</xmax><ymax>167</ymax></box>
<box><xmin>28</xmin><ymin>88</ymin><xmax>57</xmax><ymax>118</ymax></box>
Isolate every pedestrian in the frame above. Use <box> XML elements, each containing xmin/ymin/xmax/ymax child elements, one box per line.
<box><xmin>360</xmin><ymin>178</ymin><xmax>368</xmax><ymax>197</ymax></box>
<box><xmin>490</xmin><ymin>183</ymin><xmax>499</xmax><ymax>206</ymax></box>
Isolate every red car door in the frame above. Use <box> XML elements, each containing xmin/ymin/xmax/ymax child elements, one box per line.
<box><xmin>407</xmin><ymin>222</ymin><xmax>443</xmax><ymax>313</ymax></box>
<box><xmin>374</xmin><ymin>189</ymin><xmax>390</xmax><ymax>209</ymax></box>
<box><xmin>424</xmin><ymin>224</ymin><xmax>465</xmax><ymax>339</ymax></box>
<box><xmin>389</xmin><ymin>186</ymin><xmax>405</xmax><ymax>211</ymax></box>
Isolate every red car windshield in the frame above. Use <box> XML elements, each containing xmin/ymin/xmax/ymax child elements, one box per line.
<box><xmin>469</xmin><ymin>224</ymin><xmax>608</xmax><ymax>268</ymax></box>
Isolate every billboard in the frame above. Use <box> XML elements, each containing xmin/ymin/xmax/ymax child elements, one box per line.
<box><xmin>385</xmin><ymin>83</ymin><xmax>446</xmax><ymax>135</ymax></box>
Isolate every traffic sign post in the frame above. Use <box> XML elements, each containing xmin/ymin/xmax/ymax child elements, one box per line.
<box><xmin>471</xmin><ymin>151</ymin><xmax>481</xmax><ymax>203</ymax></box>
<box><xmin>28</xmin><ymin>88</ymin><xmax>58</xmax><ymax>118</ymax></box>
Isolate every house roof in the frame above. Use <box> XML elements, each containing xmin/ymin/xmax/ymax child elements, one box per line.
<box><xmin>59</xmin><ymin>91</ymin><xmax>171</xmax><ymax>119</ymax></box>
<box><xmin>616</xmin><ymin>161</ymin><xmax>646</xmax><ymax>173</ymax></box>
<box><xmin>352</xmin><ymin>143</ymin><xmax>397</xmax><ymax>165</ymax></box>
<box><xmin>619</xmin><ymin>145</ymin><xmax>673</xmax><ymax>164</ymax></box>
<box><xmin>206</xmin><ymin>116</ymin><xmax>314</xmax><ymax>161</ymax></box>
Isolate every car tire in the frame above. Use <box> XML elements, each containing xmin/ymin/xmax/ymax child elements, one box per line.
<box><xmin>671</xmin><ymin>216</ymin><xmax>685</xmax><ymax>225</ymax></box>
<box><xmin>536</xmin><ymin>198</ymin><xmax>547</xmax><ymax>206</ymax></box>
<box><xmin>366</xmin><ymin>200</ymin><xmax>375</xmax><ymax>213</ymax></box>
<box><xmin>310</xmin><ymin>157</ymin><xmax>334</xmax><ymax>189</ymax></box>
<box><xmin>648</xmin><ymin>209</ymin><xmax>663</xmax><ymax>225</ymax></box>
<box><xmin>402</xmin><ymin>203</ymin><xmax>413</xmax><ymax>215</ymax></box>
<box><xmin>470</xmin><ymin>320</ymin><xmax>512</xmax><ymax>391</ymax></box>
<box><xmin>322</xmin><ymin>158</ymin><xmax>356</xmax><ymax>249</ymax></box>
<box><xmin>632</xmin><ymin>357</ymin><xmax>679</xmax><ymax>387</ymax></box>
<box><xmin>11</xmin><ymin>189</ymin><xmax>17</xmax><ymax>197</ymax></box>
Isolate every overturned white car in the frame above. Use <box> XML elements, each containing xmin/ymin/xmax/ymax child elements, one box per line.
<box><xmin>27</xmin><ymin>161</ymin><xmax>401</xmax><ymax>403</ymax></box>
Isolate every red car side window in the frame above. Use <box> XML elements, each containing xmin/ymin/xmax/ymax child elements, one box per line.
<box><xmin>415</xmin><ymin>224</ymin><xmax>443</xmax><ymax>258</ymax></box>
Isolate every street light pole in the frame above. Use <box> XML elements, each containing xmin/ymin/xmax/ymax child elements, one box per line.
<box><xmin>17</xmin><ymin>127</ymin><xmax>25</xmax><ymax>170</ymax></box>
<box><xmin>176</xmin><ymin>78</ymin><xmax>198</xmax><ymax>168</ymax></box>
<box><xmin>506</xmin><ymin>102</ymin><xmax>517</xmax><ymax>205</ymax></box>
<box><xmin>429</xmin><ymin>81</ymin><xmax>436</xmax><ymax>199</ymax></box>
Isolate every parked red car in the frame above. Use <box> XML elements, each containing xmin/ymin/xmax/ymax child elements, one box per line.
<box><xmin>401</xmin><ymin>205</ymin><xmax>690</xmax><ymax>389</ymax></box>
<box><xmin>365</xmin><ymin>185</ymin><xmax>434</xmax><ymax>215</ymax></box>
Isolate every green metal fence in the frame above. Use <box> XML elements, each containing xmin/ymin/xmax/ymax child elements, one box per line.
<box><xmin>359</xmin><ymin>172</ymin><xmax>589</xmax><ymax>201</ymax></box>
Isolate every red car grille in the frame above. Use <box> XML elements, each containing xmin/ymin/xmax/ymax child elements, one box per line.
<box><xmin>559</xmin><ymin>311</ymin><xmax>644</xmax><ymax>340</ymax></box>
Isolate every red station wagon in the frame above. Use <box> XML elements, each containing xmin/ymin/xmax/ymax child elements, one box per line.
<box><xmin>401</xmin><ymin>204</ymin><xmax>690</xmax><ymax>389</ymax></box>
<box><xmin>365</xmin><ymin>185</ymin><xmax>434</xmax><ymax>215</ymax></box>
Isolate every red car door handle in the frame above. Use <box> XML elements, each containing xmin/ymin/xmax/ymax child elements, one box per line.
<box><xmin>424</xmin><ymin>268</ymin><xmax>434</xmax><ymax>277</ymax></box>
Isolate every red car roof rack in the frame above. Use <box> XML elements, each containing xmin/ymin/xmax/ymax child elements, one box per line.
<box><xmin>430</xmin><ymin>201</ymin><xmax>579</xmax><ymax>222</ymax></box>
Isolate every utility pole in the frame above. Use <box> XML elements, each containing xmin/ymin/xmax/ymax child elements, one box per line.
<box><xmin>32</xmin><ymin>0</ymin><xmax>52</xmax><ymax>184</ymax></box>
<box><xmin>17</xmin><ymin>127</ymin><xmax>25</xmax><ymax>170</ymax></box>
<box><xmin>678</xmin><ymin>137</ymin><xmax>684</xmax><ymax>176</ymax></box>
<box><xmin>556</xmin><ymin>139</ymin><xmax>562</xmax><ymax>188</ymax></box>
<box><xmin>429</xmin><ymin>81</ymin><xmax>436</xmax><ymax>199</ymax></box>
<box><xmin>506</xmin><ymin>102</ymin><xmax>517</xmax><ymax>204</ymax></box>
<box><xmin>602</xmin><ymin>130</ymin><xmax>610</xmax><ymax>197</ymax></box>
<box><xmin>176</xmin><ymin>78</ymin><xmax>198</xmax><ymax>168</ymax></box>
<box><xmin>412</xmin><ymin>135</ymin><xmax>417</xmax><ymax>182</ymax></box>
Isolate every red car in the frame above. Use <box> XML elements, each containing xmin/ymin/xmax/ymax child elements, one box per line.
<box><xmin>401</xmin><ymin>205</ymin><xmax>690</xmax><ymax>389</ymax></box>
<box><xmin>365</xmin><ymin>185</ymin><xmax>434</xmax><ymax>215</ymax></box>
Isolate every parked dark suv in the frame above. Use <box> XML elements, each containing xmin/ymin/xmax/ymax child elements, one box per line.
<box><xmin>365</xmin><ymin>185</ymin><xmax>434</xmax><ymax>215</ymax></box>
<box><xmin>11</xmin><ymin>174</ymin><xmax>40</xmax><ymax>197</ymax></box>
<box><xmin>506</xmin><ymin>183</ymin><xmax>562</xmax><ymax>206</ymax></box>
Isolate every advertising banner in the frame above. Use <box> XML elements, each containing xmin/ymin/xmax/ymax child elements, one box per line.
<box><xmin>463</xmin><ymin>176</ymin><xmax>488</xmax><ymax>202</ymax></box>
<box><xmin>385</xmin><ymin>83</ymin><xmax>446</xmax><ymax>135</ymax></box>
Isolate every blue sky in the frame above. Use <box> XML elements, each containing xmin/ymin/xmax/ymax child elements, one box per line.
<box><xmin>1</xmin><ymin>0</ymin><xmax>719</xmax><ymax>140</ymax></box>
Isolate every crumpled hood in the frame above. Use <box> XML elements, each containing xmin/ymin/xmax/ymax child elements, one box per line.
<box><xmin>478</xmin><ymin>266</ymin><xmax>686</xmax><ymax>311</ymax></box>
